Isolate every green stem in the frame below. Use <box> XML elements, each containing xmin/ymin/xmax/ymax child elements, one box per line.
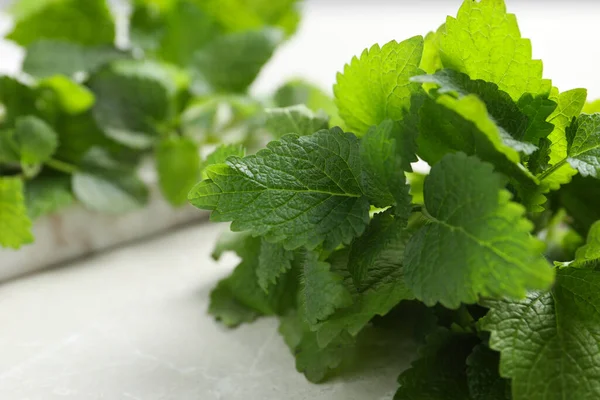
<box><xmin>537</xmin><ymin>159</ymin><xmax>567</xmax><ymax>181</ymax></box>
<box><xmin>46</xmin><ymin>158</ymin><xmax>78</xmax><ymax>174</ymax></box>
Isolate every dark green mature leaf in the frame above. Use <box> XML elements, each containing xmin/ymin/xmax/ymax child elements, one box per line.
<box><xmin>25</xmin><ymin>174</ymin><xmax>73</xmax><ymax>220</ymax></box>
<box><xmin>156</xmin><ymin>136</ymin><xmax>200</xmax><ymax>206</ymax></box>
<box><xmin>405</xmin><ymin>153</ymin><xmax>554</xmax><ymax>308</ymax></box>
<box><xmin>559</xmin><ymin>175</ymin><xmax>600</xmax><ymax>237</ymax></box>
<box><xmin>7</xmin><ymin>0</ymin><xmax>115</xmax><ymax>47</ymax></box>
<box><xmin>0</xmin><ymin>177</ymin><xmax>34</xmax><ymax>249</ymax></box>
<box><xmin>395</xmin><ymin>329</ymin><xmax>479</xmax><ymax>400</ymax></box>
<box><xmin>265</xmin><ymin>105</ymin><xmax>329</xmax><ymax>138</ymax></box>
<box><xmin>315</xmin><ymin>211</ymin><xmax>416</xmax><ymax>347</ymax></box>
<box><xmin>189</xmin><ymin>128</ymin><xmax>370</xmax><ymax>251</ymax></box>
<box><xmin>564</xmin><ymin>113</ymin><xmax>600</xmax><ymax>177</ymax></box>
<box><xmin>72</xmin><ymin>148</ymin><xmax>149</xmax><ymax>213</ymax></box>
<box><xmin>13</xmin><ymin>116</ymin><xmax>59</xmax><ymax>165</ymax></box>
<box><xmin>481</xmin><ymin>267</ymin><xmax>600</xmax><ymax>400</ymax></box>
<box><xmin>88</xmin><ymin>63</ymin><xmax>172</xmax><ymax>149</ymax></box>
<box><xmin>194</xmin><ymin>29</ymin><xmax>282</xmax><ymax>93</ymax></box>
<box><xmin>439</xmin><ymin>0</ymin><xmax>550</xmax><ymax>101</ymax></box>
<box><xmin>517</xmin><ymin>94</ymin><xmax>557</xmax><ymax>145</ymax></box>
<box><xmin>334</xmin><ymin>36</ymin><xmax>424</xmax><ymax>135</ymax></box>
<box><xmin>209</xmin><ymin>233</ymin><xmax>298</xmax><ymax>326</ymax></box>
<box><xmin>466</xmin><ymin>345</ymin><xmax>511</xmax><ymax>400</ymax></box>
<box><xmin>301</xmin><ymin>250</ymin><xmax>353</xmax><ymax>326</ymax></box>
<box><xmin>0</xmin><ymin>76</ymin><xmax>38</xmax><ymax>125</ymax></box>
<box><xmin>0</xmin><ymin>130</ymin><xmax>20</xmax><ymax>163</ymax></box>
<box><xmin>23</xmin><ymin>40</ymin><xmax>127</xmax><ymax>79</ymax></box>
<box><xmin>257</xmin><ymin>239</ymin><xmax>294</xmax><ymax>292</ymax></box>
<box><xmin>359</xmin><ymin>120</ymin><xmax>412</xmax><ymax>209</ymax></box>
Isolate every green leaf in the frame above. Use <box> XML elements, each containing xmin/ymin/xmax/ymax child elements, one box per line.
<box><xmin>315</xmin><ymin>211</ymin><xmax>416</xmax><ymax>347</ymax></box>
<box><xmin>257</xmin><ymin>238</ymin><xmax>294</xmax><ymax>292</ymax></box>
<box><xmin>279</xmin><ymin>311</ymin><xmax>357</xmax><ymax>383</ymax></box>
<box><xmin>334</xmin><ymin>36</ymin><xmax>424</xmax><ymax>135</ymax></box>
<box><xmin>155</xmin><ymin>136</ymin><xmax>200</xmax><ymax>206</ymax></box>
<box><xmin>25</xmin><ymin>174</ymin><xmax>73</xmax><ymax>219</ymax></box>
<box><xmin>558</xmin><ymin>175</ymin><xmax>600</xmax><ymax>237</ymax></box>
<box><xmin>395</xmin><ymin>329</ymin><xmax>479</xmax><ymax>400</ymax></box>
<box><xmin>37</xmin><ymin>75</ymin><xmax>95</xmax><ymax>115</ymax></box>
<box><xmin>359</xmin><ymin>120</ymin><xmax>412</xmax><ymax>209</ymax></box>
<box><xmin>273</xmin><ymin>79</ymin><xmax>343</xmax><ymax>128</ymax></box>
<box><xmin>14</xmin><ymin>116</ymin><xmax>59</xmax><ymax>166</ymax></box>
<box><xmin>301</xmin><ymin>250</ymin><xmax>353</xmax><ymax>326</ymax></box>
<box><xmin>584</xmin><ymin>99</ymin><xmax>600</xmax><ymax>114</ymax></box>
<box><xmin>516</xmin><ymin>94</ymin><xmax>557</xmax><ymax>145</ymax></box>
<box><xmin>0</xmin><ymin>77</ymin><xmax>39</xmax><ymax>125</ymax></box>
<box><xmin>265</xmin><ymin>105</ymin><xmax>329</xmax><ymax>138</ymax></box>
<box><xmin>7</xmin><ymin>0</ymin><xmax>115</xmax><ymax>47</ymax></box>
<box><xmin>481</xmin><ymin>267</ymin><xmax>600</xmax><ymax>400</ymax></box>
<box><xmin>439</xmin><ymin>0</ymin><xmax>550</xmax><ymax>101</ymax></box>
<box><xmin>189</xmin><ymin>128</ymin><xmax>370</xmax><ymax>251</ymax></box>
<box><xmin>23</xmin><ymin>40</ymin><xmax>127</xmax><ymax>79</ymax></box>
<box><xmin>466</xmin><ymin>345</ymin><xmax>511</xmax><ymax>400</ymax></box>
<box><xmin>563</xmin><ymin>113</ymin><xmax>600</xmax><ymax>177</ymax></box>
<box><xmin>72</xmin><ymin>148</ymin><xmax>149</xmax><ymax>213</ymax></box>
<box><xmin>200</xmin><ymin>0</ymin><xmax>300</xmax><ymax>37</ymax></box>
<box><xmin>201</xmin><ymin>144</ymin><xmax>246</xmax><ymax>179</ymax></box>
<box><xmin>0</xmin><ymin>177</ymin><xmax>34</xmax><ymax>249</ymax></box>
<box><xmin>569</xmin><ymin>221</ymin><xmax>600</xmax><ymax>268</ymax></box>
<box><xmin>404</xmin><ymin>153</ymin><xmax>554</xmax><ymax>308</ymax></box>
<box><xmin>0</xmin><ymin>129</ymin><xmax>21</xmax><ymax>163</ymax></box>
<box><xmin>209</xmin><ymin>233</ymin><xmax>298</xmax><ymax>326</ymax></box>
<box><xmin>546</xmin><ymin>88</ymin><xmax>587</xmax><ymax>165</ymax></box>
<box><xmin>194</xmin><ymin>29</ymin><xmax>282</xmax><ymax>93</ymax></box>
<box><xmin>88</xmin><ymin>64</ymin><xmax>172</xmax><ymax>149</ymax></box>
<box><xmin>420</xmin><ymin>26</ymin><xmax>443</xmax><ymax>74</ymax></box>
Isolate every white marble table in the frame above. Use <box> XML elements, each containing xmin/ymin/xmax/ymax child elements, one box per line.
<box><xmin>0</xmin><ymin>223</ymin><xmax>416</xmax><ymax>400</ymax></box>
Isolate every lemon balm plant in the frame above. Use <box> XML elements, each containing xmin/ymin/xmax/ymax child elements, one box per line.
<box><xmin>189</xmin><ymin>0</ymin><xmax>600</xmax><ymax>398</ymax></box>
<box><xmin>0</xmin><ymin>0</ymin><xmax>312</xmax><ymax>249</ymax></box>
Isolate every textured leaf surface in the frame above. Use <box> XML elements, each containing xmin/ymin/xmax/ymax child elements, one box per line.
<box><xmin>201</xmin><ymin>144</ymin><xmax>245</xmax><ymax>179</ymax></box>
<box><xmin>194</xmin><ymin>29</ymin><xmax>281</xmax><ymax>93</ymax></box>
<box><xmin>0</xmin><ymin>177</ymin><xmax>33</xmax><ymax>249</ymax></box>
<box><xmin>156</xmin><ymin>136</ymin><xmax>200</xmax><ymax>206</ymax></box>
<box><xmin>301</xmin><ymin>250</ymin><xmax>352</xmax><ymax>325</ymax></box>
<box><xmin>189</xmin><ymin>128</ymin><xmax>370</xmax><ymax>250</ymax></box>
<box><xmin>565</xmin><ymin>113</ymin><xmax>600</xmax><ymax>177</ymax></box>
<box><xmin>23</xmin><ymin>40</ymin><xmax>127</xmax><ymax>79</ymax></box>
<box><xmin>257</xmin><ymin>239</ymin><xmax>294</xmax><ymax>292</ymax></box>
<box><xmin>466</xmin><ymin>345</ymin><xmax>511</xmax><ymax>400</ymax></box>
<box><xmin>265</xmin><ymin>105</ymin><xmax>329</xmax><ymax>138</ymax></box>
<box><xmin>481</xmin><ymin>267</ymin><xmax>600</xmax><ymax>400</ymax></box>
<box><xmin>334</xmin><ymin>36</ymin><xmax>424</xmax><ymax>135</ymax></box>
<box><xmin>315</xmin><ymin>211</ymin><xmax>416</xmax><ymax>347</ymax></box>
<box><xmin>395</xmin><ymin>329</ymin><xmax>479</xmax><ymax>400</ymax></box>
<box><xmin>439</xmin><ymin>0</ymin><xmax>550</xmax><ymax>101</ymax></box>
<box><xmin>7</xmin><ymin>0</ymin><xmax>115</xmax><ymax>47</ymax></box>
<box><xmin>404</xmin><ymin>153</ymin><xmax>554</xmax><ymax>308</ymax></box>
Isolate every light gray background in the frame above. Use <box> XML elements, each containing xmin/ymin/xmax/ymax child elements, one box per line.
<box><xmin>1</xmin><ymin>1</ymin><xmax>600</xmax><ymax>399</ymax></box>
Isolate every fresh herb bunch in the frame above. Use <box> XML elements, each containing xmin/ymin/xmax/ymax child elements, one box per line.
<box><xmin>0</xmin><ymin>0</ymin><xmax>304</xmax><ymax>249</ymax></box>
<box><xmin>189</xmin><ymin>0</ymin><xmax>600</xmax><ymax>398</ymax></box>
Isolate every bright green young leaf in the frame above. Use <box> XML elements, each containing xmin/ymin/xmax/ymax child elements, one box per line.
<box><xmin>481</xmin><ymin>267</ymin><xmax>600</xmax><ymax>400</ymax></box>
<box><xmin>194</xmin><ymin>29</ymin><xmax>282</xmax><ymax>93</ymax></box>
<box><xmin>395</xmin><ymin>329</ymin><xmax>479</xmax><ymax>400</ymax></box>
<box><xmin>72</xmin><ymin>148</ymin><xmax>149</xmax><ymax>213</ymax></box>
<box><xmin>156</xmin><ymin>136</ymin><xmax>200</xmax><ymax>206</ymax></box>
<box><xmin>23</xmin><ymin>40</ymin><xmax>127</xmax><ymax>79</ymax></box>
<box><xmin>265</xmin><ymin>105</ymin><xmax>329</xmax><ymax>138</ymax></box>
<box><xmin>25</xmin><ymin>174</ymin><xmax>73</xmax><ymax>220</ymax></box>
<box><xmin>209</xmin><ymin>233</ymin><xmax>297</xmax><ymax>326</ymax></box>
<box><xmin>7</xmin><ymin>0</ymin><xmax>115</xmax><ymax>47</ymax></box>
<box><xmin>279</xmin><ymin>311</ymin><xmax>357</xmax><ymax>383</ymax></box>
<box><xmin>257</xmin><ymin>239</ymin><xmax>294</xmax><ymax>292</ymax></box>
<box><xmin>584</xmin><ymin>99</ymin><xmax>600</xmax><ymax>114</ymax></box>
<box><xmin>88</xmin><ymin>64</ymin><xmax>171</xmax><ymax>149</ymax></box>
<box><xmin>439</xmin><ymin>0</ymin><xmax>550</xmax><ymax>101</ymax></box>
<box><xmin>406</xmin><ymin>171</ymin><xmax>426</xmax><ymax>205</ymax></box>
<box><xmin>315</xmin><ymin>211</ymin><xmax>416</xmax><ymax>347</ymax></box>
<box><xmin>359</xmin><ymin>120</ymin><xmax>412</xmax><ymax>208</ymax></box>
<box><xmin>334</xmin><ymin>36</ymin><xmax>424</xmax><ymax>135</ymax></box>
<box><xmin>200</xmin><ymin>0</ymin><xmax>300</xmax><ymax>37</ymax></box>
<box><xmin>37</xmin><ymin>75</ymin><xmax>95</xmax><ymax>114</ymax></box>
<box><xmin>569</xmin><ymin>221</ymin><xmax>600</xmax><ymax>268</ymax></box>
<box><xmin>420</xmin><ymin>26</ymin><xmax>443</xmax><ymax>74</ymax></box>
<box><xmin>301</xmin><ymin>250</ymin><xmax>353</xmax><ymax>326</ymax></box>
<box><xmin>404</xmin><ymin>153</ymin><xmax>554</xmax><ymax>308</ymax></box>
<box><xmin>466</xmin><ymin>345</ymin><xmax>511</xmax><ymax>400</ymax></box>
<box><xmin>546</xmin><ymin>88</ymin><xmax>587</xmax><ymax>165</ymax></box>
<box><xmin>188</xmin><ymin>128</ymin><xmax>370</xmax><ymax>251</ymax></box>
<box><xmin>201</xmin><ymin>144</ymin><xmax>246</xmax><ymax>179</ymax></box>
<box><xmin>14</xmin><ymin>115</ymin><xmax>59</xmax><ymax>165</ymax></box>
<box><xmin>0</xmin><ymin>177</ymin><xmax>34</xmax><ymax>249</ymax></box>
